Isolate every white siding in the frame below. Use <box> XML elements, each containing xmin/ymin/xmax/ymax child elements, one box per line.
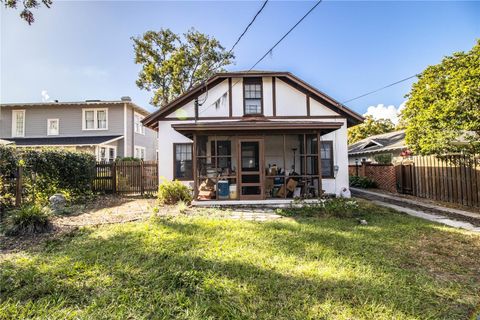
<box><xmin>310</xmin><ymin>98</ymin><xmax>340</xmax><ymax>116</ymax></box>
<box><xmin>275</xmin><ymin>78</ymin><xmax>308</xmax><ymax>116</ymax></box>
<box><xmin>232</xmin><ymin>78</ymin><xmax>244</xmax><ymax>117</ymax></box>
<box><xmin>262</xmin><ymin>77</ymin><xmax>273</xmax><ymax>116</ymax></box>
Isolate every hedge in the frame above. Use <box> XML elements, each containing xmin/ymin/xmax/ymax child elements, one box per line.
<box><xmin>0</xmin><ymin>146</ymin><xmax>96</xmax><ymax>207</ymax></box>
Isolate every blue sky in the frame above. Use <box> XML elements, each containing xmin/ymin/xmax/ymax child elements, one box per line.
<box><xmin>1</xmin><ymin>1</ymin><xmax>479</xmax><ymax>120</ymax></box>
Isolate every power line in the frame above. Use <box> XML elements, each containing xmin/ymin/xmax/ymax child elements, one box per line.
<box><xmin>200</xmin><ymin>0</ymin><xmax>323</xmax><ymax>114</ymax></box>
<box><xmin>248</xmin><ymin>0</ymin><xmax>322</xmax><ymax>72</ymax></box>
<box><xmin>198</xmin><ymin>0</ymin><xmax>269</xmax><ymax>105</ymax></box>
<box><xmin>341</xmin><ymin>74</ymin><xmax>419</xmax><ymax>104</ymax></box>
<box><xmin>230</xmin><ymin>0</ymin><xmax>269</xmax><ymax>54</ymax></box>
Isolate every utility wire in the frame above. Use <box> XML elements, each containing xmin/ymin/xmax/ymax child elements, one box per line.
<box><xmin>198</xmin><ymin>0</ymin><xmax>269</xmax><ymax>105</ymax></box>
<box><xmin>247</xmin><ymin>0</ymin><xmax>322</xmax><ymax>72</ymax></box>
<box><xmin>200</xmin><ymin>0</ymin><xmax>322</xmax><ymax>114</ymax></box>
<box><xmin>341</xmin><ymin>74</ymin><xmax>419</xmax><ymax>104</ymax></box>
<box><xmin>230</xmin><ymin>0</ymin><xmax>269</xmax><ymax>54</ymax></box>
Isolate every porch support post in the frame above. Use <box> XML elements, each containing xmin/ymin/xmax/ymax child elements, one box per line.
<box><xmin>193</xmin><ymin>134</ymin><xmax>198</xmax><ymax>200</ymax></box>
<box><xmin>317</xmin><ymin>131</ymin><xmax>323</xmax><ymax>196</ymax></box>
<box><xmin>283</xmin><ymin>134</ymin><xmax>286</xmax><ymax>199</ymax></box>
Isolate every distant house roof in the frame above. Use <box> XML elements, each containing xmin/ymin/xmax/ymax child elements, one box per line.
<box><xmin>348</xmin><ymin>130</ymin><xmax>406</xmax><ymax>155</ymax></box>
<box><xmin>0</xmin><ymin>138</ymin><xmax>13</xmax><ymax>145</ymax></box>
<box><xmin>6</xmin><ymin>135</ymin><xmax>123</xmax><ymax>147</ymax></box>
<box><xmin>0</xmin><ymin>99</ymin><xmax>151</xmax><ymax>116</ymax></box>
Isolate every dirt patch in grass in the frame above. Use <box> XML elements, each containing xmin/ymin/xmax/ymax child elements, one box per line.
<box><xmin>1</xmin><ymin>196</ymin><xmax>158</xmax><ymax>254</ymax></box>
<box><xmin>53</xmin><ymin>195</ymin><xmax>156</xmax><ymax>226</ymax></box>
<box><xmin>404</xmin><ymin>229</ymin><xmax>480</xmax><ymax>283</ymax></box>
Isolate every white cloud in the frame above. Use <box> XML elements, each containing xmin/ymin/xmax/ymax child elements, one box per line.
<box><xmin>363</xmin><ymin>101</ymin><xmax>406</xmax><ymax>124</ymax></box>
<box><xmin>41</xmin><ymin>90</ymin><xmax>52</xmax><ymax>102</ymax></box>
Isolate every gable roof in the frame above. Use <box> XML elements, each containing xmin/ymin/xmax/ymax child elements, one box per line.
<box><xmin>142</xmin><ymin>71</ymin><xmax>364</xmax><ymax>129</ymax></box>
<box><xmin>348</xmin><ymin>130</ymin><xmax>406</xmax><ymax>155</ymax></box>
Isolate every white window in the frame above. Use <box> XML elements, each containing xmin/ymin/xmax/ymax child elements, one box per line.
<box><xmin>134</xmin><ymin>112</ymin><xmax>145</xmax><ymax>134</ymax></box>
<box><xmin>96</xmin><ymin>145</ymin><xmax>116</xmax><ymax>162</ymax></box>
<box><xmin>82</xmin><ymin>108</ymin><xmax>108</xmax><ymax>130</ymax></box>
<box><xmin>134</xmin><ymin>146</ymin><xmax>146</xmax><ymax>160</ymax></box>
<box><xmin>47</xmin><ymin>119</ymin><xmax>59</xmax><ymax>136</ymax></box>
<box><xmin>12</xmin><ymin>110</ymin><xmax>25</xmax><ymax>137</ymax></box>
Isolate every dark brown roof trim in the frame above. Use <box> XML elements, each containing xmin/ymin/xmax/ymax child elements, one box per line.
<box><xmin>172</xmin><ymin>120</ymin><xmax>343</xmax><ymax>134</ymax></box>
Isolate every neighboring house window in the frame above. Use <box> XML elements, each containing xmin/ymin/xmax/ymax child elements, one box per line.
<box><xmin>134</xmin><ymin>112</ymin><xmax>145</xmax><ymax>134</ymax></box>
<box><xmin>47</xmin><ymin>119</ymin><xmax>59</xmax><ymax>136</ymax></box>
<box><xmin>83</xmin><ymin>108</ymin><xmax>108</xmax><ymax>130</ymax></box>
<box><xmin>243</xmin><ymin>78</ymin><xmax>263</xmax><ymax>115</ymax></box>
<box><xmin>97</xmin><ymin>146</ymin><xmax>116</xmax><ymax>162</ymax></box>
<box><xmin>12</xmin><ymin>110</ymin><xmax>25</xmax><ymax>137</ymax></box>
<box><xmin>321</xmin><ymin>141</ymin><xmax>334</xmax><ymax>178</ymax></box>
<box><xmin>173</xmin><ymin>143</ymin><xmax>193</xmax><ymax>180</ymax></box>
<box><xmin>134</xmin><ymin>146</ymin><xmax>146</xmax><ymax>160</ymax></box>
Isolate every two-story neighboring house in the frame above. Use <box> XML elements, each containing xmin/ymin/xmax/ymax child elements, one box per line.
<box><xmin>143</xmin><ymin>71</ymin><xmax>364</xmax><ymax>204</ymax></box>
<box><xmin>0</xmin><ymin>97</ymin><xmax>157</xmax><ymax>161</ymax></box>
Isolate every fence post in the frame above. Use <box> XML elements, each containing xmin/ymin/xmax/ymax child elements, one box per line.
<box><xmin>140</xmin><ymin>161</ymin><xmax>144</xmax><ymax>196</ymax></box>
<box><xmin>360</xmin><ymin>162</ymin><xmax>366</xmax><ymax>177</ymax></box>
<box><xmin>112</xmin><ymin>161</ymin><xmax>117</xmax><ymax>194</ymax></box>
<box><xmin>15</xmin><ymin>166</ymin><xmax>22</xmax><ymax>207</ymax></box>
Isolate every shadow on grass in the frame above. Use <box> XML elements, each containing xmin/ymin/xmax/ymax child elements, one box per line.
<box><xmin>1</xmin><ymin>213</ymin><xmax>479</xmax><ymax>319</ymax></box>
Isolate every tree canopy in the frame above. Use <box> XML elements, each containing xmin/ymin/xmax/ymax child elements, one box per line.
<box><xmin>132</xmin><ymin>28</ymin><xmax>234</xmax><ymax>108</ymax></box>
<box><xmin>348</xmin><ymin>116</ymin><xmax>396</xmax><ymax>144</ymax></box>
<box><xmin>2</xmin><ymin>0</ymin><xmax>52</xmax><ymax>24</ymax></box>
<box><xmin>401</xmin><ymin>40</ymin><xmax>480</xmax><ymax>156</ymax></box>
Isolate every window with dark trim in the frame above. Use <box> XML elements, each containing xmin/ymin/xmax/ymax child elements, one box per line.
<box><xmin>243</xmin><ymin>77</ymin><xmax>263</xmax><ymax>115</ymax></box>
<box><xmin>320</xmin><ymin>141</ymin><xmax>334</xmax><ymax>178</ymax></box>
<box><xmin>174</xmin><ymin>143</ymin><xmax>193</xmax><ymax>180</ymax></box>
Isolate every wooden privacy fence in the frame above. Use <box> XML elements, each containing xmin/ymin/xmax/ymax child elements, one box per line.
<box><xmin>397</xmin><ymin>155</ymin><xmax>479</xmax><ymax>207</ymax></box>
<box><xmin>93</xmin><ymin>161</ymin><xmax>158</xmax><ymax>196</ymax></box>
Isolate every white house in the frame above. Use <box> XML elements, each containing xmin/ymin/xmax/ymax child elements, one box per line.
<box><xmin>143</xmin><ymin>71</ymin><xmax>363</xmax><ymax>204</ymax></box>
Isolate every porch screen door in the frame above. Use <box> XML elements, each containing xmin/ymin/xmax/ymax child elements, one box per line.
<box><xmin>238</xmin><ymin>139</ymin><xmax>264</xmax><ymax>200</ymax></box>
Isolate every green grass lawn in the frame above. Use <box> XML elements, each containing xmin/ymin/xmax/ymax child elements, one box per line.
<box><xmin>1</xmin><ymin>202</ymin><xmax>479</xmax><ymax>319</ymax></box>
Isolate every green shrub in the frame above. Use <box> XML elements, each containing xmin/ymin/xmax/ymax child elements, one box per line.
<box><xmin>374</xmin><ymin>153</ymin><xmax>393</xmax><ymax>164</ymax></box>
<box><xmin>0</xmin><ymin>146</ymin><xmax>18</xmax><ymax>213</ymax></box>
<box><xmin>4</xmin><ymin>204</ymin><xmax>52</xmax><ymax>236</ymax></box>
<box><xmin>158</xmin><ymin>179</ymin><xmax>193</xmax><ymax>205</ymax></box>
<box><xmin>22</xmin><ymin>148</ymin><xmax>96</xmax><ymax>205</ymax></box>
<box><xmin>276</xmin><ymin>198</ymin><xmax>360</xmax><ymax>218</ymax></box>
<box><xmin>349</xmin><ymin>175</ymin><xmax>377</xmax><ymax>188</ymax></box>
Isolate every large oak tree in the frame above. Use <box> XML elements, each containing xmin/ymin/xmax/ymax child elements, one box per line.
<box><xmin>401</xmin><ymin>40</ymin><xmax>480</xmax><ymax>156</ymax></box>
<box><xmin>132</xmin><ymin>28</ymin><xmax>234</xmax><ymax>108</ymax></box>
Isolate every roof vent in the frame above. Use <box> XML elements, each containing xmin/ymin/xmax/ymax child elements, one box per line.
<box><xmin>85</xmin><ymin>99</ymin><xmax>101</xmax><ymax>102</ymax></box>
<box><xmin>121</xmin><ymin>96</ymin><xmax>132</xmax><ymax>102</ymax></box>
